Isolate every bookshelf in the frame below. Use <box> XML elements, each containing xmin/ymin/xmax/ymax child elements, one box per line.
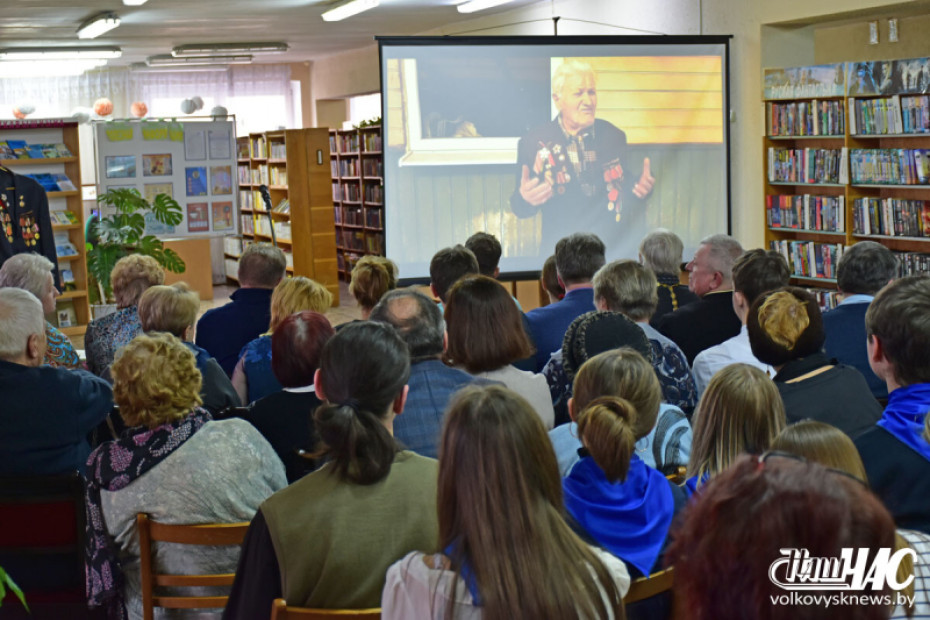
<box><xmin>230</xmin><ymin>128</ymin><xmax>339</xmax><ymax>303</ymax></box>
<box><xmin>0</xmin><ymin>119</ymin><xmax>88</xmax><ymax>335</ymax></box>
<box><xmin>763</xmin><ymin>59</ymin><xmax>930</xmax><ymax>309</ymax></box>
<box><xmin>330</xmin><ymin>125</ymin><xmax>384</xmax><ymax>280</ymax></box>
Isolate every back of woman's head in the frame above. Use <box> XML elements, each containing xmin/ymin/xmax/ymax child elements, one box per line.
<box><xmin>138</xmin><ymin>282</ymin><xmax>199</xmax><ymax>337</ymax></box>
<box><xmin>688</xmin><ymin>364</ymin><xmax>786</xmax><ymax>480</ymax></box>
<box><xmin>438</xmin><ymin>384</ymin><xmax>621</xmax><ymax>620</ymax></box>
<box><xmin>747</xmin><ymin>287</ymin><xmax>824</xmax><ymax>366</ymax></box>
<box><xmin>770</xmin><ymin>420</ymin><xmax>867</xmax><ymax>481</ymax></box>
<box><xmin>576</xmin><ymin>396</ymin><xmax>639</xmax><ymax>483</ymax></box>
<box><xmin>349</xmin><ymin>255</ymin><xmax>398</xmax><ymax>310</ymax></box>
<box><xmin>572</xmin><ymin>348</ymin><xmax>661</xmax><ymax>441</ymax></box>
<box><xmin>667</xmin><ymin>454</ymin><xmax>896</xmax><ymax>620</ymax></box>
<box><xmin>271</xmin><ymin>310</ymin><xmax>334</xmax><ymax>388</ymax></box>
<box><xmin>269</xmin><ymin>276</ymin><xmax>333</xmax><ymax>332</ymax></box>
<box><xmin>444</xmin><ymin>275</ymin><xmax>533</xmax><ymax>373</ymax></box>
<box><xmin>314</xmin><ymin>321</ymin><xmax>410</xmax><ymax>484</ymax></box>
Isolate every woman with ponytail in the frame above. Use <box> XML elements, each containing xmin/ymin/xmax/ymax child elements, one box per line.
<box><xmin>561</xmin><ymin>349</ymin><xmax>686</xmax><ymax>581</ymax></box>
<box><xmin>382</xmin><ymin>385</ymin><xmax>629</xmax><ymax>619</ymax></box>
<box><xmin>348</xmin><ymin>255</ymin><xmax>398</xmax><ymax>321</ymax></box>
<box><xmin>746</xmin><ymin>286</ymin><xmax>881</xmax><ymax>438</ymax></box>
<box><xmin>225</xmin><ymin>322</ymin><xmax>439</xmax><ymax>617</ymax></box>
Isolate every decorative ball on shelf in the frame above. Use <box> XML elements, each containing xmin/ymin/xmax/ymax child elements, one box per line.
<box><xmin>191</xmin><ymin>96</ymin><xmax>204</xmax><ymax>111</ymax></box>
<box><xmin>15</xmin><ymin>102</ymin><xmax>36</xmax><ymax>116</ymax></box>
<box><xmin>71</xmin><ymin>108</ymin><xmax>92</xmax><ymax>124</ymax></box>
<box><xmin>12</xmin><ymin>107</ymin><xmax>26</xmax><ymax>120</ymax></box>
<box><xmin>180</xmin><ymin>99</ymin><xmax>196</xmax><ymax>114</ymax></box>
<box><xmin>130</xmin><ymin>101</ymin><xmax>148</xmax><ymax>118</ymax></box>
<box><xmin>210</xmin><ymin>105</ymin><xmax>228</xmax><ymax>120</ymax></box>
<box><xmin>94</xmin><ymin>98</ymin><xmax>114</xmax><ymax>117</ymax></box>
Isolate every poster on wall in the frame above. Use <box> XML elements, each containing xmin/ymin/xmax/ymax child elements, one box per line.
<box><xmin>94</xmin><ymin>119</ymin><xmax>238</xmax><ymax>238</ymax></box>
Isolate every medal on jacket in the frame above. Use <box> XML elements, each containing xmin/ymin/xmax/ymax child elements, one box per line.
<box><xmin>603</xmin><ymin>160</ymin><xmax>624</xmax><ymax>222</ymax></box>
<box><xmin>19</xmin><ymin>212</ymin><xmax>38</xmax><ymax>247</ymax></box>
<box><xmin>534</xmin><ymin>142</ymin><xmax>572</xmax><ymax>196</ymax></box>
<box><xmin>0</xmin><ymin>194</ymin><xmax>11</xmax><ymax>243</ymax></box>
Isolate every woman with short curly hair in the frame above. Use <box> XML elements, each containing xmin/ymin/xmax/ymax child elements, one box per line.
<box><xmin>84</xmin><ymin>332</ymin><xmax>285</xmax><ymax>619</ymax></box>
<box><xmin>84</xmin><ymin>254</ymin><xmax>164</xmax><ymax>377</ymax></box>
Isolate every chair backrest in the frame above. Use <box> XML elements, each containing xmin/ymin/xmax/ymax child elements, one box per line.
<box><xmin>665</xmin><ymin>467</ymin><xmax>687</xmax><ymax>485</ymax></box>
<box><xmin>623</xmin><ymin>567</ymin><xmax>675</xmax><ymax>604</ymax></box>
<box><xmin>0</xmin><ymin>472</ymin><xmax>86</xmax><ymax>604</ymax></box>
<box><xmin>136</xmin><ymin>513</ymin><xmax>249</xmax><ymax>620</ymax></box>
<box><xmin>270</xmin><ymin>599</ymin><xmax>381</xmax><ymax>620</ymax></box>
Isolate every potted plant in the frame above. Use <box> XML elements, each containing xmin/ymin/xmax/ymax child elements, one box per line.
<box><xmin>0</xmin><ymin>566</ymin><xmax>27</xmax><ymax>611</ymax></box>
<box><xmin>87</xmin><ymin>188</ymin><xmax>186</xmax><ymax>312</ymax></box>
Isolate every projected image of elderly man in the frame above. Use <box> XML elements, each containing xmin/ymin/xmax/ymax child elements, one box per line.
<box><xmin>511</xmin><ymin>59</ymin><xmax>655</xmax><ymax>255</ymax></box>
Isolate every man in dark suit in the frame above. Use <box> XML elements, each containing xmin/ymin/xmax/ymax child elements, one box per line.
<box><xmin>525</xmin><ymin>233</ymin><xmax>605</xmax><ymax>371</ymax></box>
<box><xmin>196</xmin><ymin>243</ymin><xmax>286</xmax><ymax>376</ymax></box>
<box><xmin>823</xmin><ymin>241</ymin><xmax>896</xmax><ymax>400</ymax></box>
<box><xmin>654</xmin><ymin>234</ymin><xmax>744</xmax><ymax>365</ymax></box>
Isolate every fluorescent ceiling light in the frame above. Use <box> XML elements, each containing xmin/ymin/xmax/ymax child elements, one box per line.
<box><xmin>131</xmin><ymin>63</ymin><xmax>230</xmax><ymax>73</ymax></box>
<box><xmin>122</xmin><ymin>0</ymin><xmax>149</xmax><ymax>4</ymax></box>
<box><xmin>172</xmin><ymin>42</ymin><xmax>288</xmax><ymax>57</ymax></box>
<box><xmin>0</xmin><ymin>59</ymin><xmax>107</xmax><ymax>78</ymax></box>
<box><xmin>77</xmin><ymin>12</ymin><xmax>121</xmax><ymax>39</ymax></box>
<box><xmin>457</xmin><ymin>0</ymin><xmax>515</xmax><ymax>13</ymax></box>
<box><xmin>0</xmin><ymin>47</ymin><xmax>121</xmax><ymax>60</ymax></box>
<box><xmin>147</xmin><ymin>54</ymin><xmax>253</xmax><ymax>66</ymax></box>
<box><xmin>322</xmin><ymin>0</ymin><xmax>379</xmax><ymax>22</ymax></box>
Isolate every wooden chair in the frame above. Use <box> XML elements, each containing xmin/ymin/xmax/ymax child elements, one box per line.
<box><xmin>136</xmin><ymin>513</ymin><xmax>249</xmax><ymax>620</ymax></box>
<box><xmin>665</xmin><ymin>467</ymin><xmax>687</xmax><ymax>485</ymax></box>
<box><xmin>270</xmin><ymin>599</ymin><xmax>381</xmax><ymax>619</ymax></box>
<box><xmin>624</xmin><ymin>567</ymin><xmax>674</xmax><ymax>604</ymax></box>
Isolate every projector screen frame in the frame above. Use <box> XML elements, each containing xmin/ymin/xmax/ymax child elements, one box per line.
<box><xmin>376</xmin><ymin>35</ymin><xmax>733</xmax><ymax>286</ymax></box>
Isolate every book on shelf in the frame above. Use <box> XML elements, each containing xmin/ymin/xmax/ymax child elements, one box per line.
<box><xmin>59</xmin><ymin>268</ymin><xmax>76</xmax><ymax>292</ymax></box>
<box><xmin>6</xmin><ymin>140</ymin><xmax>28</xmax><ymax>159</ymax></box>
<box><xmin>269</xmin><ymin>143</ymin><xmax>287</xmax><ymax>159</ymax></box>
<box><xmin>49</xmin><ymin>209</ymin><xmax>79</xmax><ymax>226</ymax></box>
<box><xmin>896</xmin><ymin>251</ymin><xmax>930</xmax><ymax>276</ymax></box>
<box><xmin>853</xmin><ymin>197</ymin><xmax>930</xmax><ymax>237</ymax></box>
<box><xmin>769</xmin><ymin>239</ymin><xmax>846</xmax><ymax>279</ymax></box>
<box><xmin>0</xmin><ymin>141</ymin><xmax>72</xmax><ymax>159</ymax></box>
<box><xmin>849</xmin><ymin>148</ymin><xmax>930</xmax><ymax>185</ymax></box>
<box><xmin>767</xmin><ymin>147</ymin><xmax>848</xmax><ymax>184</ymax></box>
<box><xmin>848</xmin><ymin>94</ymin><xmax>930</xmax><ymax>135</ymax></box>
<box><xmin>55</xmin><ymin>241</ymin><xmax>79</xmax><ymax>257</ymax></box>
<box><xmin>810</xmin><ymin>289</ymin><xmax>840</xmax><ymax>311</ymax></box>
<box><xmin>273</xmin><ymin>198</ymin><xmax>290</xmax><ymax>214</ymax></box>
<box><xmin>56</xmin><ymin>300</ymin><xmax>76</xmax><ymax>328</ymax></box>
<box><xmin>52</xmin><ymin>173</ymin><xmax>76</xmax><ymax>191</ymax></box>
<box><xmin>362</xmin><ymin>132</ymin><xmax>382</xmax><ymax>152</ymax></box>
<box><xmin>767</xmin><ymin>99</ymin><xmax>845</xmax><ymax>136</ymax></box>
<box><xmin>24</xmin><ymin>173</ymin><xmax>61</xmax><ymax>192</ymax></box>
<box><xmin>766</xmin><ymin>194</ymin><xmax>845</xmax><ymax>231</ymax></box>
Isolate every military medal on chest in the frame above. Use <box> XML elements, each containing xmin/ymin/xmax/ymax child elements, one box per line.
<box><xmin>603</xmin><ymin>159</ymin><xmax>624</xmax><ymax>222</ymax></box>
<box><xmin>0</xmin><ymin>193</ymin><xmax>12</xmax><ymax>243</ymax></box>
<box><xmin>19</xmin><ymin>211</ymin><xmax>39</xmax><ymax>247</ymax></box>
<box><xmin>533</xmin><ymin>142</ymin><xmax>572</xmax><ymax>196</ymax></box>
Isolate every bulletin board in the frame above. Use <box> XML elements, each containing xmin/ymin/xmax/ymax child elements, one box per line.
<box><xmin>93</xmin><ymin>119</ymin><xmax>238</xmax><ymax>238</ymax></box>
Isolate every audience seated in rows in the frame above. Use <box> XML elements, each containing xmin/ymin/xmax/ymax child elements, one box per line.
<box><xmin>0</xmin><ymin>252</ymin><xmax>80</xmax><ymax>369</ymax></box>
<box><xmin>223</xmin><ymin>311</ymin><xmax>333</xmax><ymax>483</ymax></box>
<box><xmin>382</xmin><ymin>385</ymin><xmax>629</xmax><ymax>619</ymax></box>
<box><xmin>692</xmin><ymin>249</ymin><xmax>788</xmax><ymax>395</ymax></box>
<box><xmin>562</xmin><ymin>389</ymin><xmax>686</xmax><ymax>578</ymax></box>
<box><xmin>770</xmin><ymin>420</ymin><xmax>930</xmax><ymax>619</ymax></box>
<box><xmin>224</xmin><ymin>322</ymin><xmax>439</xmax><ymax>617</ymax></box>
<box><xmin>429</xmin><ymin>244</ymin><xmax>479</xmax><ymax>308</ymax></box>
<box><xmin>526</xmin><ymin>233</ymin><xmax>605</xmax><ymax>371</ymax></box>
<box><xmin>684</xmin><ymin>363</ymin><xmax>786</xmax><ymax>495</ymax></box>
<box><xmin>231</xmin><ymin>275</ymin><xmax>332</xmax><ymax>404</ymax></box>
<box><xmin>444</xmin><ymin>275</ymin><xmax>555</xmax><ymax>428</ymax></box>
<box><xmin>540</xmin><ymin>254</ymin><xmax>565</xmax><ymax>304</ymax></box>
<box><xmin>668</xmin><ymin>453</ymin><xmax>897</xmax><ymax>620</ymax></box>
<box><xmin>0</xmin><ymin>288</ymin><xmax>112</xmax><ymax>475</ymax></box>
<box><xmin>747</xmin><ymin>286</ymin><xmax>881</xmax><ymax>438</ymax></box>
<box><xmin>824</xmin><ymin>241</ymin><xmax>897</xmax><ymax>400</ymax></box>
<box><xmin>550</xmin><ymin>345</ymin><xmax>692</xmax><ymax>477</ymax></box>
<box><xmin>197</xmin><ymin>243</ymin><xmax>286</xmax><ymax>376</ymax></box>
<box><xmin>370</xmin><ymin>288</ymin><xmax>491</xmax><ymax>458</ymax></box>
<box><xmin>639</xmin><ymin>228</ymin><xmax>698</xmax><ymax>325</ymax></box>
<box><xmin>84</xmin><ymin>332</ymin><xmax>285</xmax><ymax>620</ymax></box>
<box><xmin>138</xmin><ymin>282</ymin><xmax>240</xmax><ymax>414</ymax></box>
<box><xmin>593</xmin><ymin>259</ymin><xmax>698</xmax><ymax>416</ymax></box>
<box><xmin>655</xmin><ymin>234</ymin><xmax>743</xmax><ymax>364</ymax></box>
<box><xmin>856</xmin><ymin>275</ymin><xmax>930</xmax><ymax>534</ymax></box>
<box><xmin>347</xmin><ymin>254</ymin><xmax>397</xmax><ymax>324</ymax></box>
<box><xmin>84</xmin><ymin>254</ymin><xmax>164</xmax><ymax>377</ymax></box>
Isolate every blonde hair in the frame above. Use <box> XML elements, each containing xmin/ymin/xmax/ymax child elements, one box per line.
<box><xmin>592</xmin><ymin>259</ymin><xmax>659</xmax><ymax>321</ymax></box>
<box><xmin>269</xmin><ymin>276</ymin><xmax>333</xmax><ymax>333</ymax></box>
<box><xmin>111</xmin><ymin>332</ymin><xmax>202</xmax><ymax>428</ymax></box>
<box><xmin>138</xmin><ymin>283</ymin><xmax>199</xmax><ymax>338</ymax></box>
<box><xmin>688</xmin><ymin>364</ymin><xmax>786</xmax><ymax>482</ymax></box>
<box><xmin>577</xmin><ymin>396</ymin><xmax>638</xmax><ymax>482</ymax></box>
<box><xmin>758</xmin><ymin>291</ymin><xmax>809</xmax><ymax>350</ymax></box>
<box><xmin>572</xmin><ymin>348</ymin><xmax>661</xmax><ymax>441</ymax></box>
<box><xmin>110</xmin><ymin>255</ymin><xmax>165</xmax><ymax>308</ymax></box>
<box><xmin>349</xmin><ymin>256</ymin><xmax>397</xmax><ymax>310</ymax></box>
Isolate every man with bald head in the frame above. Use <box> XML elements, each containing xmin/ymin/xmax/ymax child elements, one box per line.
<box><xmin>369</xmin><ymin>289</ymin><xmax>491</xmax><ymax>458</ymax></box>
<box><xmin>655</xmin><ymin>233</ymin><xmax>744</xmax><ymax>364</ymax></box>
<box><xmin>510</xmin><ymin>58</ymin><xmax>655</xmax><ymax>255</ymax></box>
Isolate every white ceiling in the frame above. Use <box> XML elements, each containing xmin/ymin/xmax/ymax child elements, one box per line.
<box><xmin>1</xmin><ymin>0</ymin><xmax>542</xmax><ymax>66</ymax></box>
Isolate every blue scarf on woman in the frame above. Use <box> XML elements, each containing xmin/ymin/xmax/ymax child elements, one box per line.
<box><xmin>683</xmin><ymin>471</ymin><xmax>710</xmax><ymax>498</ymax></box>
<box><xmin>563</xmin><ymin>454</ymin><xmax>674</xmax><ymax>575</ymax></box>
<box><xmin>878</xmin><ymin>383</ymin><xmax>930</xmax><ymax>463</ymax></box>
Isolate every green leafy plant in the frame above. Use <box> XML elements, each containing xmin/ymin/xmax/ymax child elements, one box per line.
<box><xmin>0</xmin><ymin>566</ymin><xmax>27</xmax><ymax>611</ymax></box>
<box><xmin>87</xmin><ymin>188</ymin><xmax>186</xmax><ymax>303</ymax></box>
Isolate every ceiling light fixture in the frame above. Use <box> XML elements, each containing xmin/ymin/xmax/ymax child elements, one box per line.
<box><xmin>457</xmin><ymin>0</ymin><xmax>515</xmax><ymax>13</ymax></box>
<box><xmin>0</xmin><ymin>46</ymin><xmax>122</xmax><ymax>61</ymax></box>
<box><xmin>131</xmin><ymin>62</ymin><xmax>230</xmax><ymax>73</ymax></box>
<box><xmin>172</xmin><ymin>42</ymin><xmax>288</xmax><ymax>57</ymax></box>
<box><xmin>77</xmin><ymin>12</ymin><xmax>121</xmax><ymax>40</ymax></box>
<box><xmin>321</xmin><ymin>0</ymin><xmax>379</xmax><ymax>22</ymax></box>
<box><xmin>146</xmin><ymin>54</ymin><xmax>253</xmax><ymax>66</ymax></box>
<box><xmin>122</xmin><ymin>0</ymin><xmax>149</xmax><ymax>5</ymax></box>
<box><xmin>0</xmin><ymin>59</ymin><xmax>107</xmax><ymax>78</ymax></box>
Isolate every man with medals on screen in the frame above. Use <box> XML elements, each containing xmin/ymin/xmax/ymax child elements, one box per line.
<box><xmin>511</xmin><ymin>59</ymin><xmax>655</xmax><ymax>256</ymax></box>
